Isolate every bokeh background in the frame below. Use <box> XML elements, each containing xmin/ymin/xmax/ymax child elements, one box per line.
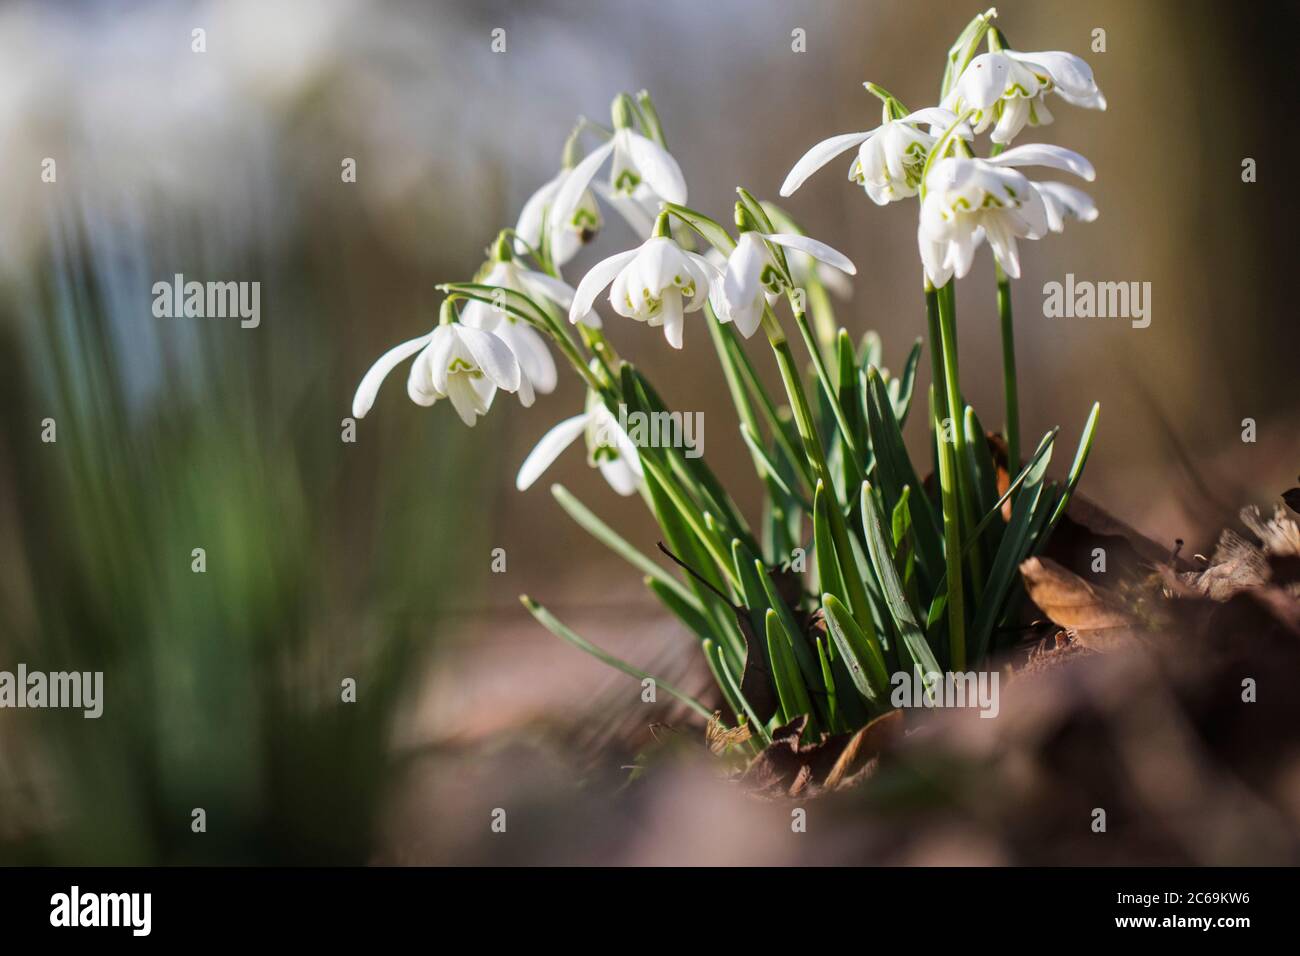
<box><xmin>1</xmin><ymin>0</ymin><xmax>1297</xmax><ymax>864</ymax></box>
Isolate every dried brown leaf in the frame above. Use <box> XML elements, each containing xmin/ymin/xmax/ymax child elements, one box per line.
<box><xmin>1020</xmin><ymin>556</ymin><xmax>1141</xmax><ymax>652</ymax></box>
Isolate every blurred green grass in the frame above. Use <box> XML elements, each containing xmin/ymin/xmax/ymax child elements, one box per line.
<box><xmin>0</xmin><ymin>206</ymin><xmax>491</xmax><ymax>864</ymax></box>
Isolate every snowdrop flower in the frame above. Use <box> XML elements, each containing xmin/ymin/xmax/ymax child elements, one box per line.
<box><xmin>917</xmin><ymin>143</ymin><xmax>1096</xmax><ymax>286</ymax></box>
<box><xmin>515</xmin><ymin>168</ymin><xmax>601</xmax><ymax>268</ymax></box>
<box><xmin>459</xmin><ymin>236</ymin><xmax>576</xmax><ymax>406</ymax></box>
<box><xmin>568</xmin><ymin>215</ymin><xmax>718</xmax><ymax>350</ymax></box>
<box><xmin>351</xmin><ymin>304</ymin><xmax>521</xmax><ymax>427</ymax></box>
<box><xmin>550</xmin><ymin>96</ymin><xmax>686</xmax><ymax>245</ymax></box>
<box><xmin>515</xmin><ymin>394</ymin><xmax>643</xmax><ymax>496</ymax></box>
<box><xmin>781</xmin><ymin>103</ymin><xmax>969</xmax><ymax>205</ymax></box>
<box><xmin>718</xmin><ymin>229</ymin><xmax>856</xmax><ymax>338</ymax></box>
<box><xmin>944</xmin><ymin>47</ymin><xmax>1106</xmax><ymax>145</ymax></box>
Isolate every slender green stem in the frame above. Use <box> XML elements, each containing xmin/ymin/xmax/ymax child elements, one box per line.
<box><xmin>995</xmin><ymin>266</ymin><xmax>1020</xmax><ymax>476</ymax></box>
<box><xmin>925</xmin><ymin>286</ymin><xmax>967</xmax><ymax>669</ymax></box>
<box><xmin>934</xmin><ymin>281</ymin><xmax>984</xmax><ymax>590</ymax></box>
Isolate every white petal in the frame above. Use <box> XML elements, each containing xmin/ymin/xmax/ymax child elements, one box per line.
<box><xmin>1012</xmin><ymin>50</ymin><xmax>1104</xmax><ymax>108</ymax></box>
<box><xmin>515</xmin><ymin>414</ymin><xmax>589</xmax><ymax>491</ymax></box>
<box><xmin>445</xmin><ymin>374</ymin><xmax>488</xmax><ymax>426</ymax></box>
<box><xmin>351</xmin><ymin>333</ymin><xmax>432</xmax><ymax>418</ymax></box>
<box><xmin>779</xmin><ymin>130</ymin><xmax>877</xmax><ymax>197</ymax></box>
<box><xmin>551</xmin><ymin>140</ymin><xmax>615</xmax><ymax>236</ymax></box>
<box><xmin>661</xmin><ymin>288</ymin><xmax>685</xmax><ymax>349</ymax></box>
<box><xmin>406</xmin><ymin>346</ymin><xmax>440</xmax><ymax>406</ymax></box>
<box><xmin>624</xmin><ymin>131</ymin><xmax>687</xmax><ymax>204</ymax></box>
<box><xmin>515</xmin><ymin>172</ymin><xmax>563</xmax><ymax>251</ymax></box>
<box><xmin>983</xmin><ymin>217</ymin><xmax>1021</xmax><ymax>279</ymax></box>
<box><xmin>593</xmin><ymin>180</ymin><xmax>658</xmax><ymax>237</ymax></box>
<box><xmin>570</xmin><ymin>248</ymin><xmax>639</xmax><ymax>323</ymax></box>
<box><xmin>599</xmin><ymin>457</ymin><xmax>640</xmax><ymax>496</ymax></box>
<box><xmin>763</xmin><ymin>233</ymin><xmax>856</xmax><ymax>275</ymax></box>
<box><xmin>955</xmin><ymin>52</ymin><xmax>1013</xmax><ymax>110</ymax></box>
<box><xmin>902</xmin><ymin>107</ymin><xmax>960</xmax><ymax>131</ymax></box>
<box><xmin>517</xmin><ymin>267</ymin><xmax>576</xmax><ymax>309</ymax></box>
<box><xmin>498</xmin><ymin>321</ymin><xmax>558</xmax><ymax>395</ymax></box>
<box><xmin>989</xmin><ymin>144</ymin><xmax>1095</xmax><ymax>181</ymax></box>
<box><xmin>1035</xmin><ymin>181</ymin><xmax>1098</xmax><ymax>229</ymax></box>
<box><xmin>637</xmin><ymin>236</ymin><xmax>688</xmax><ymax>293</ymax></box>
<box><xmin>426</xmin><ymin>325</ymin><xmax>457</xmax><ymax>395</ymax></box>
<box><xmin>724</xmin><ymin>232</ymin><xmax>768</xmax><ymax>306</ymax></box>
<box><xmin>455</xmin><ymin>325</ymin><xmax>521</xmax><ymax>391</ymax></box>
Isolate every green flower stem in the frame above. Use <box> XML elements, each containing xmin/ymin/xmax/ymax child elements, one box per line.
<box><xmin>934</xmin><ymin>281</ymin><xmax>984</xmax><ymax>590</ymax></box>
<box><xmin>988</xmin><ymin>140</ymin><xmax>1021</xmax><ymax>479</ymax></box>
<box><xmin>926</xmin><ymin>286</ymin><xmax>967</xmax><ymax>670</ymax></box>
<box><xmin>764</xmin><ymin>312</ymin><xmax>876</xmax><ymax>639</ymax></box>
<box><xmin>995</xmin><ymin>264</ymin><xmax>1020</xmax><ymax>477</ymax></box>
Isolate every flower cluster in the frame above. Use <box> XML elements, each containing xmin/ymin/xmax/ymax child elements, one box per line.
<box><xmin>351</xmin><ymin>9</ymin><xmax>1107</xmax><ymax>745</ymax></box>
<box><xmin>780</xmin><ymin>8</ymin><xmax>1102</xmax><ymax>286</ymax></box>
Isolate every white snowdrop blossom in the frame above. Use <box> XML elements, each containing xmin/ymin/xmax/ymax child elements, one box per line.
<box><xmin>917</xmin><ymin>143</ymin><xmax>1096</xmax><ymax>286</ymax></box>
<box><xmin>550</xmin><ymin>126</ymin><xmax>687</xmax><ymax>245</ymax></box>
<box><xmin>515</xmin><ymin>169</ymin><xmax>601</xmax><ymax>267</ymax></box>
<box><xmin>781</xmin><ymin>106</ymin><xmax>970</xmax><ymax>204</ymax></box>
<box><xmin>718</xmin><ymin>232</ymin><xmax>856</xmax><ymax>338</ymax></box>
<box><xmin>459</xmin><ymin>254</ymin><xmax>579</xmax><ymax>406</ymax></box>
<box><xmin>569</xmin><ymin>231</ymin><xmax>719</xmax><ymax>349</ymax></box>
<box><xmin>351</xmin><ymin>321</ymin><xmax>521</xmax><ymax>427</ymax></box>
<box><xmin>515</xmin><ymin>396</ymin><xmax>643</xmax><ymax>496</ymax></box>
<box><xmin>944</xmin><ymin>49</ymin><xmax>1106</xmax><ymax>145</ymax></box>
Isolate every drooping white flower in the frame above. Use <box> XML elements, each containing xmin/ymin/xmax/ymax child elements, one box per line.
<box><xmin>515</xmin><ymin>395</ymin><xmax>643</xmax><ymax>496</ymax></box>
<box><xmin>515</xmin><ymin>169</ymin><xmax>601</xmax><ymax>267</ymax></box>
<box><xmin>781</xmin><ymin>105</ymin><xmax>969</xmax><ymax>204</ymax></box>
<box><xmin>717</xmin><ymin>231</ymin><xmax>856</xmax><ymax>338</ymax></box>
<box><xmin>550</xmin><ymin>118</ymin><xmax>686</xmax><ymax>246</ymax></box>
<box><xmin>917</xmin><ymin>143</ymin><xmax>1096</xmax><ymax>286</ymax></box>
<box><xmin>568</xmin><ymin>223</ymin><xmax>718</xmax><ymax>350</ymax></box>
<box><xmin>457</xmin><ymin>244</ymin><xmax>578</xmax><ymax>406</ymax></box>
<box><xmin>351</xmin><ymin>319</ymin><xmax>521</xmax><ymax>427</ymax></box>
<box><xmin>944</xmin><ymin>48</ymin><xmax>1106</xmax><ymax>144</ymax></box>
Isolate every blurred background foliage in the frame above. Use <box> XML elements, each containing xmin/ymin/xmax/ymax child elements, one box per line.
<box><xmin>0</xmin><ymin>0</ymin><xmax>1297</xmax><ymax>863</ymax></box>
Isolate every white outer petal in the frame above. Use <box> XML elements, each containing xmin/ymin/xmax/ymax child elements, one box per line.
<box><xmin>351</xmin><ymin>333</ymin><xmax>432</xmax><ymax>418</ymax></box>
<box><xmin>569</xmin><ymin>248</ymin><xmax>639</xmax><ymax>323</ymax></box>
<box><xmin>988</xmin><ymin>143</ymin><xmax>1095</xmax><ymax>181</ymax></box>
<box><xmin>779</xmin><ymin>130</ymin><xmax>877</xmax><ymax>197</ymax></box>
<box><xmin>517</xmin><ymin>268</ymin><xmax>576</xmax><ymax>309</ymax></box>
<box><xmin>455</xmin><ymin>324</ymin><xmax>521</xmax><ymax>391</ymax></box>
<box><xmin>515</xmin><ymin>413</ymin><xmax>590</xmax><ymax>491</ymax></box>
<box><xmin>515</xmin><ymin>172</ymin><xmax>562</xmax><ymax>251</ymax></box>
<box><xmin>623</xmin><ymin>131</ymin><xmax>687</xmax><ymax>204</ymax></box>
<box><xmin>763</xmin><ymin>233</ymin><xmax>856</xmax><ymax>275</ymax></box>
<box><xmin>551</xmin><ymin>139</ymin><xmax>616</xmax><ymax>235</ymax></box>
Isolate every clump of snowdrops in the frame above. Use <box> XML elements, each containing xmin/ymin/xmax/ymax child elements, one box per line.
<box><xmin>353</xmin><ymin>8</ymin><xmax>1104</xmax><ymax>748</ymax></box>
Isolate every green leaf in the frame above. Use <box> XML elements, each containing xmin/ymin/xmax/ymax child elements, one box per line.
<box><xmin>970</xmin><ymin>439</ymin><xmax>1054</xmax><ymax>663</ymax></box>
<box><xmin>765</xmin><ymin>609</ymin><xmax>815</xmax><ymax>730</ymax></box>
<box><xmin>860</xmin><ymin>481</ymin><xmax>942</xmax><ymax>679</ymax></box>
<box><xmin>891</xmin><ymin>339</ymin><xmax>923</xmax><ymax>426</ymax></box>
<box><xmin>522</xmin><ymin>596</ymin><xmax>713</xmax><ymax>720</ymax></box>
<box><xmin>661</xmin><ymin>202</ymin><xmax>734</xmax><ymax>255</ymax></box>
<box><xmin>813</xmin><ymin>481</ymin><xmax>847</xmax><ymax>605</ymax></box>
<box><xmin>822</xmin><ymin>593</ymin><xmax>890</xmax><ymax>703</ymax></box>
<box><xmin>1042</xmin><ymin>402</ymin><xmax>1100</xmax><ymax>538</ymax></box>
<box><xmin>865</xmin><ymin>368</ymin><xmax>944</xmax><ymax>583</ymax></box>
